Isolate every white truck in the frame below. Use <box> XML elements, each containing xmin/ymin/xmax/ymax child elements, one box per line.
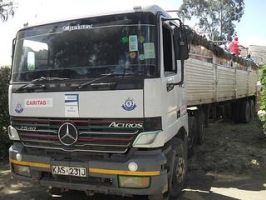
<box><xmin>8</xmin><ymin>5</ymin><xmax>259</xmax><ymax>200</ymax></box>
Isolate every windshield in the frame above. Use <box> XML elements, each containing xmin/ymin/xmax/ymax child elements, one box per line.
<box><xmin>11</xmin><ymin>13</ymin><xmax>158</xmax><ymax>83</ymax></box>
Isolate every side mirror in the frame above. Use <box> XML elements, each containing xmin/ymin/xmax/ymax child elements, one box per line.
<box><xmin>174</xmin><ymin>26</ymin><xmax>189</xmax><ymax>60</ymax></box>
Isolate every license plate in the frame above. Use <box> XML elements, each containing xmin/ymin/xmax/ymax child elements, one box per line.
<box><xmin>51</xmin><ymin>165</ymin><xmax>87</xmax><ymax>177</ymax></box>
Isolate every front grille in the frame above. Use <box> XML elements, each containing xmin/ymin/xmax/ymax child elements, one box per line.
<box><xmin>11</xmin><ymin>117</ymin><xmax>144</xmax><ymax>153</ymax></box>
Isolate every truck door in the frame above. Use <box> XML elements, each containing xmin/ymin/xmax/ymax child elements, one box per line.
<box><xmin>160</xmin><ymin>18</ymin><xmax>186</xmax><ymax>129</ymax></box>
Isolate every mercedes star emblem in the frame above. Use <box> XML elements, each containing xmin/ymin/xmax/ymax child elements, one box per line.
<box><xmin>58</xmin><ymin>122</ymin><xmax>78</xmax><ymax>146</ymax></box>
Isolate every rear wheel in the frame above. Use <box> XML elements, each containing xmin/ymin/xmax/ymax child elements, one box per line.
<box><xmin>232</xmin><ymin>102</ymin><xmax>241</xmax><ymax>123</ymax></box>
<box><xmin>188</xmin><ymin>116</ymin><xmax>196</xmax><ymax>157</ymax></box>
<box><xmin>250</xmin><ymin>99</ymin><xmax>255</xmax><ymax>119</ymax></box>
<box><xmin>195</xmin><ymin>109</ymin><xmax>205</xmax><ymax>145</ymax></box>
<box><xmin>240</xmin><ymin>100</ymin><xmax>251</xmax><ymax>123</ymax></box>
<box><xmin>203</xmin><ymin>105</ymin><xmax>210</xmax><ymax>128</ymax></box>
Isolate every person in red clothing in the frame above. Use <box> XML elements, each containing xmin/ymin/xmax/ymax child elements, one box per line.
<box><xmin>228</xmin><ymin>36</ymin><xmax>240</xmax><ymax>55</ymax></box>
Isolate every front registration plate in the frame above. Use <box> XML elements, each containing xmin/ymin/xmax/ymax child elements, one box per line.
<box><xmin>51</xmin><ymin>166</ymin><xmax>87</xmax><ymax>177</ymax></box>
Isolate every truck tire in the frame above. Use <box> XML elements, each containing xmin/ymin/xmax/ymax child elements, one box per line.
<box><xmin>195</xmin><ymin>109</ymin><xmax>205</xmax><ymax>145</ymax></box>
<box><xmin>188</xmin><ymin>116</ymin><xmax>196</xmax><ymax>157</ymax></box>
<box><xmin>203</xmin><ymin>105</ymin><xmax>210</xmax><ymax>128</ymax></box>
<box><xmin>240</xmin><ymin>100</ymin><xmax>251</xmax><ymax>123</ymax></box>
<box><xmin>168</xmin><ymin>138</ymin><xmax>188</xmax><ymax>199</ymax></box>
<box><xmin>232</xmin><ymin>102</ymin><xmax>240</xmax><ymax>123</ymax></box>
<box><xmin>250</xmin><ymin>99</ymin><xmax>255</xmax><ymax>119</ymax></box>
<box><xmin>149</xmin><ymin>138</ymin><xmax>187</xmax><ymax>200</ymax></box>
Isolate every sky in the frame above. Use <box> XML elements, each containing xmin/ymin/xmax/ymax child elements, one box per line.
<box><xmin>0</xmin><ymin>0</ymin><xmax>266</xmax><ymax>66</ymax></box>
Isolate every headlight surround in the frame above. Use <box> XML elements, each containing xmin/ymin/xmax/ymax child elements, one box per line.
<box><xmin>133</xmin><ymin>131</ymin><xmax>159</xmax><ymax>147</ymax></box>
<box><xmin>8</xmin><ymin>126</ymin><xmax>20</xmax><ymax>141</ymax></box>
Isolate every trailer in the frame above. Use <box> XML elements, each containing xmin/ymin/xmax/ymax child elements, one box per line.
<box><xmin>8</xmin><ymin>5</ymin><xmax>259</xmax><ymax>200</ymax></box>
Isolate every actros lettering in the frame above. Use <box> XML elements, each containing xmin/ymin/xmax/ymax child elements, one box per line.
<box><xmin>109</xmin><ymin>122</ymin><xmax>143</xmax><ymax>128</ymax></box>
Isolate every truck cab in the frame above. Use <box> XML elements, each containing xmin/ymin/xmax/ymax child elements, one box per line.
<box><xmin>8</xmin><ymin>5</ymin><xmax>189</xmax><ymax>200</ymax></box>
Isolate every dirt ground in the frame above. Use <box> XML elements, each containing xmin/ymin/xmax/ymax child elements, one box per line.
<box><xmin>1</xmin><ymin>119</ymin><xmax>266</xmax><ymax>200</ymax></box>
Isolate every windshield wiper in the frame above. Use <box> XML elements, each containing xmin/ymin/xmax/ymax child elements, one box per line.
<box><xmin>16</xmin><ymin>76</ymin><xmax>70</xmax><ymax>92</ymax></box>
<box><xmin>77</xmin><ymin>73</ymin><xmax>119</xmax><ymax>89</ymax></box>
<box><xmin>90</xmin><ymin>82</ymin><xmax>117</xmax><ymax>89</ymax></box>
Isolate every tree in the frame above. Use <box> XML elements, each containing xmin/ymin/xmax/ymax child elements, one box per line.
<box><xmin>0</xmin><ymin>0</ymin><xmax>15</xmax><ymax>22</ymax></box>
<box><xmin>0</xmin><ymin>66</ymin><xmax>11</xmax><ymax>160</ymax></box>
<box><xmin>178</xmin><ymin>0</ymin><xmax>245</xmax><ymax>41</ymax></box>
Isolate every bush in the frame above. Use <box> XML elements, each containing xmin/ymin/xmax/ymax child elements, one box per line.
<box><xmin>260</xmin><ymin>65</ymin><xmax>266</xmax><ymax>110</ymax></box>
<box><xmin>258</xmin><ymin>65</ymin><xmax>266</xmax><ymax>139</ymax></box>
<box><xmin>0</xmin><ymin>66</ymin><xmax>11</xmax><ymax>160</ymax></box>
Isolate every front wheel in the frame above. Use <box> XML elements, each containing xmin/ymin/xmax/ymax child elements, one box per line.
<box><xmin>169</xmin><ymin>138</ymin><xmax>187</xmax><ymax>199</ymax></box>
<box><xmin>149</xmin><ymin>138</ymin><xmax>187</xmax><ymax>200</ymax></box>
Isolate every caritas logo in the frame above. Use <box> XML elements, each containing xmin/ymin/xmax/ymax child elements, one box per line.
<box><xmin>24</xmin><ymin>98</ymin><xmax>53</xmax><ymax>108</ymax></box>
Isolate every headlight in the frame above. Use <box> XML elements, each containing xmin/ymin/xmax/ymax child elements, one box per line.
<box><xmin>8</xmin><ymin>126</ymin><xmax>20</xmax><ymax>141</ymax></box>
<box><xmin>133</xmin><ymin>131</ymin><xmax>159</xmax><ymax>147</ymax></box>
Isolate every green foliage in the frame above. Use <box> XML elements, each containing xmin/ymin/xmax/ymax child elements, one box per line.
<box><xmin>260</xmin><ymin>65</ymin><xmax>266</xmax><ymax>110</ymax></box>
<box><xmin>0</xmin><ymin>0</ymin><xmax>15</xmax><ymax>22</ymax></box>
<box><xmin>179</xmin><ymin>0</ymin><xmax>245</xmax><ymax>41</ymax></box>
<box><xmin>0</xmin><ymin>66</ymin><xmax>11</xmax><ymax>160</ymax></box>
<box><xmin>258</xmin><ymin>65</ymin><xmax>266</xmax><ymax>139</ymax></box>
